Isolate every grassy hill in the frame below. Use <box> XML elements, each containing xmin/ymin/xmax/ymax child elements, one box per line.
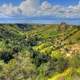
<box><xmin>0</xmin><ymin>24</ymin><xmax>80</xmax><ymax>80</ymax></box>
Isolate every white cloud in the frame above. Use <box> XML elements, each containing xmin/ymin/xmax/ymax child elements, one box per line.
<box><xmin>19</xmin><ymin>0</ymin><xmax>37</xmax><ymax>16</ymax></box>
<box><xmin>0</xmin><ymin>4</ymin><xmax>18</xmax><ymax>16</ymax></box>
<box><xmin>0</xmin><ymin>0</ymin><xmax>37</xmax><ymax>16</ymax></box>
<box><xmin>36</xmin><ymin>0</ymin><xmax>80</xmax><ymax>18</ymax></box>
<box><xmin>0</xmin><ymin>0</ymin><xmax>80</xmax><ymax>18</ymax></box>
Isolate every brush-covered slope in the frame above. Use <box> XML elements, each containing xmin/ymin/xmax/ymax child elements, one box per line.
<box><xmin>0</xmin><ymin>24</ymin><xmax>80</xmax><ymax>80</ymax></box>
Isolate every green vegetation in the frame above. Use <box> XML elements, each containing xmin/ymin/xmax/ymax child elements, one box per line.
<box><xmin>0</xmin><ymin>24</ymin><xmax>80</xmax><ymax>80</ymax></box>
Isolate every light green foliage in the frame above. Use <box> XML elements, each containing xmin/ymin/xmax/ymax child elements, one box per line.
<box><xmin>51</xmin><ymin>51</ymin><xmax>63</xmax><ymax>59</ymax></box>
<box><xmin>76</xmin><ymin>68</ymin><xmax>80</xmax><ymax>76</ymax></box>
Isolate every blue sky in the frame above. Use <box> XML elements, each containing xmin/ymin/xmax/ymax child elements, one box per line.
<box><xmin>40</xmin><ymin>0</ymin><xmax>78</xmax><ymax>6</ymax></box>
<box><xmin>0</xmin><ymin>0</ymin><xmax>78</xmax><ymax>6</ymax></box>
<box><xmin>0</xmin><ymin>0</ymin><xmax>22</xmax><ymax>5</ymax></box>
<box><xmin>0</xmin><ymin>0</ymin><xmax>80</xmax><ymax>24</ymax></box>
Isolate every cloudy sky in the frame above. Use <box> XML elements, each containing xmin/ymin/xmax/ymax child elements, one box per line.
<box><xmin>0</xmin><ymin>0</ymin><xmax>80</xmax><ymax>24</ymax></box>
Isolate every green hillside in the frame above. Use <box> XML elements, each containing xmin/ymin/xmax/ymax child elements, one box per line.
<box><xmin>0</xmin><ymin>24</ymin><xmax>80</xmax><ymax>80</ymax></box>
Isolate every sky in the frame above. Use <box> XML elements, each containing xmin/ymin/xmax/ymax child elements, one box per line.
<box><xmin>0</xmin><ymin>0</ymin><xmax>80</xmax><ymax>24</ymax></box>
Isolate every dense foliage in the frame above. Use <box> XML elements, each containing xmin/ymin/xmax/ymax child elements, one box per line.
<box><xmin>0</xmin><ymin>24</ymin><xmax>80</xmax><ymax>80</ymax></box>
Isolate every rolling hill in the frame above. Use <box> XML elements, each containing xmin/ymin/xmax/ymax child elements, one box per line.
<box><xmin>0</xmin><ymin>24</ymin><xmax>80</xmax><ymax>80</ymax></box>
